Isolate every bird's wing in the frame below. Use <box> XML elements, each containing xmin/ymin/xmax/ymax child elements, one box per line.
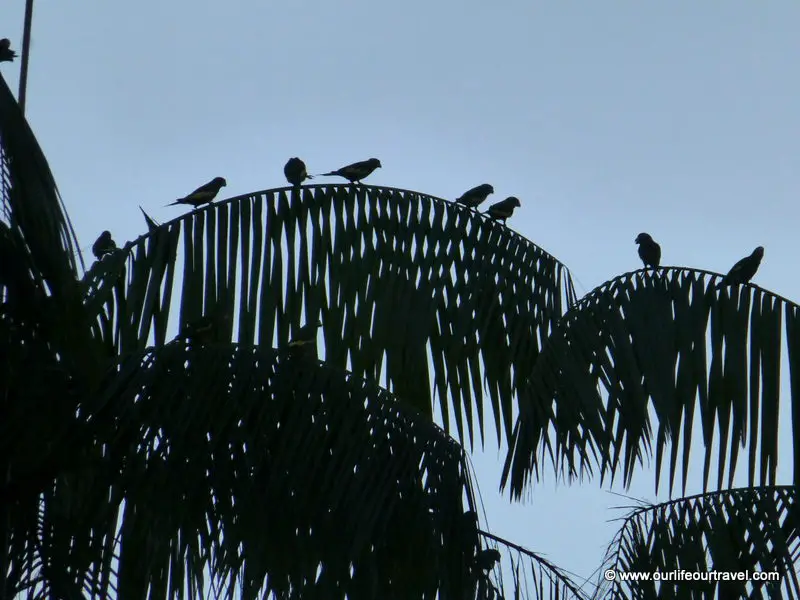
<box><xmin>188</xmin><ymin>179</ymin><xmax>217</xmax><ymax>195</ymax></box>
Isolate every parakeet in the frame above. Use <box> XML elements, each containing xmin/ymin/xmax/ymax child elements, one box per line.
<box><xmin>716</xmin><ymin>246</ymin><xmax>764</xmax><ymax>289</ymax></box>
<box><xmin>92</xmin><ymin>230</ymin><xmax>117</xmax><ymax>260</ymax></box>
<box><xmin>0</xmin><ymin>39</ymin><xmax>17</xmax><ymax>63</ymax></box>
<box><xmin>288</xmin><ymin>321</ymin><xmax>323</xmax><ymax>359</ymax></box>
<box><xmin>284</xmin><ymin>157</ymin><xmax>312</xmax><ymax>187</ymax></box>
<box><xmin>473</xmin><ymin>549</ymin><xmax>501</xmax><ymax>572</ymax></box>
<box><xmin>139</xmin><ymin>206</ymin><xmax>160</xmax><ymax>232</ymax></box>
<box><xmin>635</xmin><ymin>233</ymin><xmax>661</xmax><ymax>269</ymax></box>
<box><xmin>320</xmin><ymin>158</ymin><xmax>381</xmax><ymax>184</ymax></box>
<box><xmin>456</xmin><ymin>184</ymin><xmax>494</xmax><ymax>208</ymax></box>
<box><xmin>167</xmin><ymin>177</ymin><xmax>227</xmax><ymax>208</ymax></box>
<box><xmin>486</xmin><ymin>196</ymin><xmax>521</xmax><ymax>224</ymax></box>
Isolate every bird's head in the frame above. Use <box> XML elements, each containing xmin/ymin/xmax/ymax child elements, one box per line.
<box><xmin>368</xmin><ymin>158</ymin><xmax>382</xmax><ymax>168</ymax></box>
<box><xmin>481</xmin><ymin>184</ymin><xmax>495</xmax><ymax>194</ymax></box>
<box><xmin>635</xmin><ymin>233</ymin><xmax>653</xmax><ymax>245</ymax></box>
<box><xmin>506</xmin><ymin>196</ymin><xmax>521</xmax><ymax>207</ymax></box>
<box><xmin>100</xmin><ymin>230</ymin><xmax>112</xmax><ymax>239</ymax></box>
<box><xmin>753</xmin><ymin>246</ymin><xmax>765</xmax><ymax>259</ymax></box>
<box><xmin>213</xmin><ymin>177</ymin><xmax>227</xmax><ymax>187</ymax></box>
<box><xmin>0</xmin><ymin>39</ymin><xmax>10</xmax><ymax>51</ymax></box>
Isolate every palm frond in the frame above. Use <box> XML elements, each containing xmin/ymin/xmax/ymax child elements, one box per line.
<box><xmin>9</xmin><ymin>343</ymin><xmax>480</xmax><ymax>599</ymax></box>
<box><xmin>504</xmin><ymin>268</ymin><xmax>799</xmax><ymax>497</ymax></box>
<box><xmin>595</xmin><ymin>486</ymin><xmax>800</xmax><ymax>599</ymax></box>
<box><xmin>477</xmin><ymin>529</ymin><xmax>589</xmax><ymax>600</ymax></box>
<box><xmin>0</xmin><ymin>72</ymin><xmax>82</xmax><ymax>282</ymax></box>
<box><xmin>82</xmin><ymin>184</ymin><xmax>576</xmax><ymax>449</ymax></box>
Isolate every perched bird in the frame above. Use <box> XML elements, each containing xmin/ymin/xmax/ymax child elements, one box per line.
<box><xmin>319</xmin><ymin>158</ymin><xmax>381</xmax><ymax>184</ymax></box>
<box><xmin>284</xmin><ymin>157</ymin><xmax>312</xmax><ymax>187</ymax></box>
<box><xmin>635</xmin><ymin>232</ymin><xmax>661</xmax><ymax>269</ymax></box>
<box><xmin>473</xmin><ymin>549</ymin><xmax>502</xmax><ymax>572</ymax></box>
<box><xmin>0</xmin><ymin>39</ymin><xmax>17</xmax><ymax>63</ymax></box>
<box><xmin>716</xmin><ymin>246</ymin><xmax>764</xmax><ymax>289</ymax></box>
<box><xmin>180</xmin><ymin>311</ymin><xmax>231</xmax><ymax>345</ymax></box>
<box><xmin>288</xmin><ymin>321</ymin><xmax>323</xmax><ymax>359</ymax></box>
<box><xmin>486</xmin><ymin>196</ymin><xmax>521</xmax><ymax>224</ymax></box>
<box><xmin>91</xmin><ymin>231</ymin><xmax>117</xmax><ymax>260</ymax></box>
<box><xmin>456</xmin><ymin>184</ymin><xmax>494</xmax><ymax>208</ymax></box>
<box><xmin>167</xmin><ymin>177</ymin><xmax>227</xmax><ymax>208</ymax></box>
<box><xmin>139</xmin><ymin>206</ymin><xmax>160</xmax><ymax>232</ymax></box>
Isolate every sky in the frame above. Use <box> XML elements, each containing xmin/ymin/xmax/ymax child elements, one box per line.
<box><xmin>2</xmin><ymin>0</ymin><xmax>799</xmax><ymax>591</ymax></box>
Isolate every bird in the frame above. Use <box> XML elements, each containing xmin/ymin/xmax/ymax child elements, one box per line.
<box><xmin>486</xmin><ymin>196</ymin><xmax>521</xmax><ymax>224</ymax></box>
<box><xmin>167</xmin><ymin>177</ymin><xmax>227</xmax><ymax>208</ymax></box>
<box><xmin>319</xmin><ymin>158</ymin><xmax>381</xmax><ymax>184</ymax></box>
<box><xmin>635</xmin><ymin>233</ymin><xmax>661</xmax><ymax>269</ymax></box>
<box><xmin>287</xmin><ymin>321</ymin><xmax>323</xmax><ymax>359</ymax></box>
<box><xmin>455</xmin><ymin>184</ymin><xmax>494</xmax><ymax>208</ymax></box>
<box><xmin>180</xmin><ymin>311</ymin><xmax>231</xmax><ymax>345</ymax></box>
<box><xmin>473</xmin><ymin>549</ymin><xmax>501</xmax><ymax>572</ymax></box>
<box><xmin>716</xmin><ymin>246</ymin><xmax>764</xmax><ymax>289</ymax></box>
<box><xmin>139</xmin><ymin>206</ymin><xmax>160</xmax><ymax>232</ymax></box>
<box><xmin>91</xmin><ymin>231</ymin><xmax>117</xmax><ymax>260</ymax></box>
<box><xmin>284</xmin><ymin>157</ymin><xmax>312</xmax><ymax>187</ymax></box>
<box><xmin>0</xmin><ymin>39</ymin><xmax>17</xmax><ymax>63</ymax></box>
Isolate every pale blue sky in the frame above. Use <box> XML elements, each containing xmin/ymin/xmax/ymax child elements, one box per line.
<box><xmin>3</xmin><ymin>0</ymin><xmax>799</xmax><ymax>589</ymax></box>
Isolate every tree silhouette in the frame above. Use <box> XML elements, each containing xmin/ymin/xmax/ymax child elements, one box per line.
<box><xmin>1</xmin><ymin>71</ymin><xmax>798</xmax><ymax>599</ymax></box>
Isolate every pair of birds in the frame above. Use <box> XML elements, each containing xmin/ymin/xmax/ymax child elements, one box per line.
<box><xmin>635</xmin><ymin>233</ymin><xmax>764</xmax><ymax>289</ymax></box>
<box><xmin>284</xmin><ymin>157</ymin><xmax>383</xmax><ymax>187</ymax></box>
<box><xmin>454</xmin><ymin>183</ymin><xmax>521</xmax><ymax>225</ymax></box>
<box><xmin>0</xmin><ymin>39</ymin><xmax>17</xmax><ymax>63</ymax></box>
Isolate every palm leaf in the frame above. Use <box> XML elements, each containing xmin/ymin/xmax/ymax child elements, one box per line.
<box><xmin>505</xmin><ymin>268</ymin><xmax>799</xmax><ymax>497</ymax></box>
<box><xmin>8</xmin><ymin>343</ymin><xmax>480</xmax><ymax>599</ymax></box>
<box><xmin>595</xmin><ymin>486</ymin><xmax>800</xmax><ymax>599</ymax></box>
<box><xmin>82</xmin><ymin>184</ymin><xmax>576</xmax><ymax>449</ymax></box>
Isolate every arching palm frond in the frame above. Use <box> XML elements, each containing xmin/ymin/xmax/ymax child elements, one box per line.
<box><xmin>0</xmin><ymin>72</ymin><xmax>82</xmax><ymax>284</ymax></box>
<box><xmin>476</xmin><ymin>530</ymin><xmax>589</xmax><ymax>600</ymax></box>
<box><xmin>594</xmin><ymin>486</ymin><xmax>800</xmax><ymax>599</ymax></box>
<box><xmin>9</xmin><ymin>343</ymin><xmax>480</xmax><ymax>599</ymax></box>
<box><xmin>504</xmin><ymin>268</ymin><xmax>800</xmax><ymax>497</ymax></box>
<box><xmin>81</xmin><ymin>185</ymin><xmax>576</xmax><ymax>449</ymax></box>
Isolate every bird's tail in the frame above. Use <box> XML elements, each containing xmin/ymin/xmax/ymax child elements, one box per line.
<box><xmin>317</xmin><ymin>172</ymin><xmax>337</xmax><ymax>177</ymax></box>
<box><xmin>165</xmin><ymin>199</ymin><xmax>184</xmax><ymax>206</ymax></box>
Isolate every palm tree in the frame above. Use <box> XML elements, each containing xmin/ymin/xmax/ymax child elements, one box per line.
<box><xmin>1</xmin><ymin>67</ymin><xmax>798</xmax><ymax>599</ymax></box>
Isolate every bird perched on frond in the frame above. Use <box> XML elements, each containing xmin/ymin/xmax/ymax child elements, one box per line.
<box><xmin>456</xmin><ymin>184</ymin><xmax>494</xmax><ymax>208</ymax></box>
<box><xmin>180</xmin><ymin>311</ymin><xmax>231</xmax><ymax>345</ymax></box>
<box><xmin>319</xmin><ymin>158</ymin><xmax>381</xmax><ymax>184</ymax></box>
<box><xmin>139</xmin><ymin>206</ymin><xmax>160</xmax><ymax>232</ymax></box>
<box><xmin>287</xmin><ymin>321</ymin><xmax>323</xmax><ymax>359</ymax></box>
<box><xmin>0</xmin><ymin>39</ymin><xmax>17</xmax><ymax>63</ymax></box>
<box><xmin>167</xmin><ymin>177</ymin><xmax>227</xmax><ymax>208</ymax></box>
<box><xmin>92</xmin><ymin>231</ymin><xmax>117</xmax><ymax>260</ymax></box>
<box><xmin>284</xmin><ymin>157</ymin><xmax>312</xmax><ymax>187</ymax></box>
<box><xmin>486</xmin><ymin>196</ymin><xmax>521</xmax><ymax>224</ymax></box>
<box><xmin>716</xmin><ymin>246</ymin><xmax>764</xmax><ymax>289</ymax></box>
<box><xmin>635</xmin><ymin>233</ymin><xmax>661</xmax><ymax>269</ymax></box>
<box><xmin>473</xmin><ymin>549</ymin><xmax>501</xmax><ymax>572</ymax></box>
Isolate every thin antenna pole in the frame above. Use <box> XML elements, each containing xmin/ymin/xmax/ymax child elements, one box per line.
<box><xmin>18</xmin><ymin>0</ymin><xmax>35</xmax><ymax>114</ymax></box>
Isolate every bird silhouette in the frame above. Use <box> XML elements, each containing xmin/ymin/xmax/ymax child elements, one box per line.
<box><xmin>716</xmin><ymin>246</ymin><xmax>764</xmax><ymax>289</ymax></box>
<box><xmin>0</xmin><ymin>39</ymin><xmax>17</xmax><ymax>63</ymax></box>
<box><xmin>91</xmin><ymin>231</ymin><xmax>117</xmax><ymax>260</ymax></box>
<box><xmin>486</xmin><ymin>196</ymin><xmax>521</xmax><ymax>224</ymax></box>
<box><xmin>167</xmin><ymin>177</ymin><xmax>227</xmax><ymax>208</ymax></box>
<box><xmin>456</xmin><ymin>184</ymin><xmax>494</xmax><ymax>208</ymax></box>
<box><xmin>284</xmin><ymin>157</ymin><xmax>312</xmax><ymax>187</ymax></box>
<box><xmin>635</xmin><ymin>233</ymin><xmax>661</xmax><ymax>269</ymax></box>
<box><xmin>319</xmin><ymin>158</ymin><xmax>381</xmax><ymax>184</ymax></box>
